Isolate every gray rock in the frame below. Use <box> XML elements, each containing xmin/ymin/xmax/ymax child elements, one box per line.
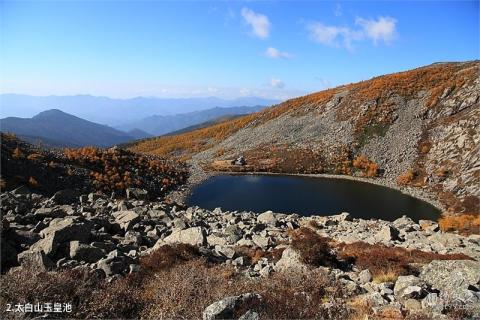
<box><xmin>274</xmin><ymin>247</ymin><xmax>309</xmax><ymax>273</ymax></box>
<box><xmin>360</xmin><ymin>292</ymin><xmax>386</xmax><ymax>307</ymax></box>
<box><xmin>394</xmin><ymin>275</ymin><xmax>425</xmax><ymax>299</ymax></box>
<box><xmin>97</xmin><ymin>257</ymin><xmax>127</xmax><ymax>276</ymax></box>
<box><xmin>34</xmin><ymin>207</ymin><xmax>66</xmax><ymax>218</ymax></box>
<box><xmin>113</xmin><ymin>211</ymin><xmax>140</xmax><ymax>231</ymax></box>
<box><xmin>202</xmin><ymin>293</ymin><xmax>261</xmax><ymax>320</ymax></box>
<box><xmin>420</xmin><ymin>260</ymin><xmax>480</xmax><ymax>298</ymax></box>
<box><xmin>29</xmin><ymin>235</ymin><xmax>59</xmax><ymax>256</ymax></box>
<box><xmin>164</xmin><ymin>227</ymin><xmax>207</xmax><ymax>247</ymax></box>
<box><xmin>252</xmin><ymin>234</ymin><xmax>271</xmax><ymax>249</ymax></box>
<box><xmin>374</xmin><ymin>225</ymin><xmax>400</xmax><ymax>243</ymax></box>
<box><xmin>215</xmin><ymin>245</ymin><xmax>236</xmax><ymax>259</ymax></box>
<box><xmin>207</xmin><ymin>234</ymin><xmax>228</xmax><ymax>246</ymax></box>
<box><xmin>257</xmin><ymin>211</ymin><xmax>277</xmax><ymax>225</ymax></box>
<box><xmin>238</xmin><ymin>310</ymin><xmax>259</xmax><ymax>320</ymax></box>
<box><xmin>69</xmin><ymin>241</ymin><xmax>105</xmax><ymax>263</ymax></box>
<box><xmin>126</xmin><ymin>188</ymin><xmax>149</xmax><ymax>200</ymax></box>
<box><xmin>50</xmin><ymin>189</ymin><xmax>78</xmax><ymax>205</ymax></box>
<box><xmin>17</xmin><ymin>250</ymin><xmax>54</xmax><ymax>270</ymax></box>
<box><xmin>358</xmin><ymin>269</ymin><xmax>373</xmax><ymax>284</ymax></box>
<box><xmin>40</xmin><ymin>217</ymin><xmax>91</xmax><ymax>243</ymax></box>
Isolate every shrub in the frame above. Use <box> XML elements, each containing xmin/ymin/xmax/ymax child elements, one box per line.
<box><xmin>352</xmin><ymin>155</ymin><xmax>379</xmax><ymax>178</ymax></box>
<box><xmin>140</xmin><ymin>244</ymin><xmax>201</xmax><ymax>273</ymax></box>
<box><xmin>438</xmin><ymin>214</ymin><xmax>480</xmax><ymax>234</ymax></box>
<box><xmin>28</xmin><ymin>176</ymin><xmax>38</xmax><ymax>187</ymax></box>
<box><xmin>11</xmin><ymin>147</ymin><xmax>24</xmax><ymax>159</ymax></box>
<box><xmin>290</xmin><ymin>228</ymin><xmax>339</xmax><ymax>268</ymax></box>
<box><xmin>397</xmin><ymin>169</ymin><xmax>415</xmax><ymax>185</ymax></box>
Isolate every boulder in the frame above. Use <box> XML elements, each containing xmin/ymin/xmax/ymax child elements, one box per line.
<box><xmin>34</xmin><ymin>207</ymin><xmax>66</xmax><ymax>219</ymax></box>
<box><xmin>50</xmin><ymin>189</ymin><xmax>78</xmax><ymax>205</ymax></box>
<box><xmin>274</xmin><ymin>247</ymin><xmax>309</xmax><ymax>273</ymax></box>
<box><xmin>17</xmin><ymin>250</ymin><xmax>54</xmax><ymax>270</ymax></box>
<box><xmin>238</xmin><ymin>310</ymin><xmax>259</xmax><ymax>320</ymax></box>
<box><xmin>30</xmin><ymin>235</ymin><xmax>59</xmax><ymax>256</ymax></box>
<box><xmin>164</xmin><ymin>227</ymin><xmax>207</xmax><ymax>247</ymax></box>
<box><xmin>419</xmin><ymin>260</ymin><xmax>480</xmax><ymax>298</ymax></box>
<box><xmin>215</xmin><ymin>245</ymin><xmax>236</xmax><ymax>259</ymax></box>
<box><xmin>69</xmin><ymin>241</ymin><xmax>105</xmax><ymax>263</ymax></box>
<box><xmin>97</xmin><ymin>257</ymin><xmax>127</xmax><ymax>276</ymax></box>
<box><xmin>202</xmin><ymin>293</ymin><xmax>261</xmax><ymax>320</ymax></box>
<box><xmin>40</xmin><ymin>217</ymin><xmax>91</xmax><ymax>243</ymax></box>
<box><xmin>252</xmin><ymin>234</ymin><xmax>271</xmax><ymax>249</ymax></box>
<box><xmin>358</xmin><ymin>269</ymin><xmax>373</xmax><ymax>284</ymax></box>
<box><xmin>394</xmin><ymin>275</ymin><xmax>425</xmax><ymax>299</ymax></box>
<box><xmin>126</xmin><ymin>188</ymin><xmax>149</xmax><ymax>200</ymax></box>
<box><xmin>374</xmin><ymin>225</ymin><xmax>400</xmax><ymax>243</ymax></box>
<box><xmin>113</xmin><ymin>211</ymin><xmax>141</xmax><ymax>231</ymax></box>
<box><xmin>257</xmin><ymin>211</ymin><xmax>277</xmax><ymax>225</ymax></box>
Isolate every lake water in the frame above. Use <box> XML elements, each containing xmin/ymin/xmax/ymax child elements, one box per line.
<box><xmin>186</xmin><ymin>174</ymin><xmax>441</xmax><ymax>221</ymax></box>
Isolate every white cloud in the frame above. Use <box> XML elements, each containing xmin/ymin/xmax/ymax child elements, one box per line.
<box><xmin>241</xmin><ymin>7</ymin><xmax>271</xmax><ymax>39</ymax></box>
<box><xmin>265</xmin><ymin>47</ymin><xmax>293</xmax><ymax>59</ymax></box>
<box><xmin>270</xmin><ymin>78</ymin><xmax>285</xmax><ymax>89</ymax></box>
<box><xmin>307</xmin><ymin>16</ymin><xmax>397</xmax><ymax>50</ymax></box>
<box><xmin>356</xmin><ymin>16</ymin><xmax>397</xmax><ymax>44</ymax></box>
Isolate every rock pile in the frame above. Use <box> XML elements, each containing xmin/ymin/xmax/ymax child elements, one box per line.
<box><xmin>1</xmin><ymin>187</ymin><xmax>479</xmax><ymax>318</ymax></box>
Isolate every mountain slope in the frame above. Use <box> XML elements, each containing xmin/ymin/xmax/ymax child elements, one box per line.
<box><xmin>0</xmin><ymin>109</ymin><xmax>136</xmax><ymax>147</ymax></box>
<box><xmin>116</xmin><ymin>105</ymin><xmax>266</xmax><ymax>136</ymax></box>
<box><xmin>129</xmin><ymin>61</ymin><xmax>480</xmax><ymax>214</ymax></box>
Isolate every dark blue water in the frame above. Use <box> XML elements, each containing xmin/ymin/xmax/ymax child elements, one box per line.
<box><xmin>186</xmin><ymin>174</ymin><xmax>440</xmax><ymax>221</ymax></box>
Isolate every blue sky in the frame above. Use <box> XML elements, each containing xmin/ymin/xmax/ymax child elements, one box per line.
<box><xmin>1</xmin><ymin>0</ymin><xmax>478</xmax><ymax>99</ymax></box>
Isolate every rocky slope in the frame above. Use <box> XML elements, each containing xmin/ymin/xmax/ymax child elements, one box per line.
<box><xmin>1</xmin><ymin>187</ymin><xmax>479</xmax><ymax>318</ymax></box>
<box><xmin>130</xmin><ymin>61</ymin><xmax>480</xmax><ymax>215</ymax></box>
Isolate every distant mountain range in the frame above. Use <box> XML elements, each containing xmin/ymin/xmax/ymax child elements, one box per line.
<box><xmin>0</xmin><ymin>109</ymin><xmax>139</xmax><ymax>148</ymax></box>
<box><xmin>0</xmin><ymin>105</ymin><xmax>267</xmax><ymax>147</ymax></box>
<box><xmin>0</xmin><ymin>94</ymin><xmax>279</xmax><ymax>126</ymax></box>
<box><xmin>116</xmin><ymin>105</ymin><xmax>266</xmax><ymax>136</ymax></box>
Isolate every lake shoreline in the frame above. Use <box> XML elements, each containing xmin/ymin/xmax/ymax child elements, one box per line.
<box><xmin>168</xmin><ymin>161</ymin><xmax>445</xmax><ymax>217</ymax></box>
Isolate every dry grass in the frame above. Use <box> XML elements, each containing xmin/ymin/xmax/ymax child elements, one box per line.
<box><xmin>289</xmin><ymin>227</ymin><xmax>341</xmax><ymax>268</ymax></box>
<box><xmin>140</xmin><ymin>259</ymin><xmax>350</xmax><ymax>319</ymax></box>
<box><xmin>0</xmin><ymin>244</ymin><xmax>352</xmax><ymax>319</ymax></box>
<box><xmin>438</xmin><ymin>214</ymin><xmax>480</xmax><ymax>235</ymax></box>
<box><xmin>336</xmin><ymin>241</ymin><xmax>472</xmax><ymax>279</ymax></box>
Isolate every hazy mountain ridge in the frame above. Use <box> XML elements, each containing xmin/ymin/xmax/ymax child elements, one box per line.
<box><xmin>116</xmin><ymin>105</ymin><xmax>267</xmax><ymax>136</ymax></box>
<box><xmin>0</xmin><ymin>109</ymin><xmax>136</xmax><ymax>148</ymax></box>
<box><xmin>0</xmin><ymin>94</ymin><xmax>279</xmax><ymax>125</ymax></box>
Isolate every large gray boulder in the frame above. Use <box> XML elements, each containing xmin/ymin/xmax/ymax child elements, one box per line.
<box><xmin>113</xmin><ymin>211</ymin><xmax>141</xmax><ymax>231</ymax></box>
<box><xmin>69</xmin><ymin>241</ymin><xmax>105</xmax><ymax>263</ymax></box>
<box><xmin>164</xmin><ymin>227</ymin><xmax>206</xmax><ymax>247</ymax></box>
<box><xmin>374</xmin><ymin>225</ymin><xmax>400</xmax><ymax>243</ymax></box>
<box><xmin>420</xmin><ymin>260</ymin><xmax>480</xmax><ymax>299</ymax></box>
<box><xmin>394</xmin><ymin>275</ymin><xmax>425</xmax><ymax>299</ymax></box>
<box><xmin>274</xmin><ymin>247</ymin><xmax>309</xmax><ymax>273</ymax></box>
<box><xmin>17</xmin><ymin>250</ymin><xmax>54</xmax><ymax>271</ymax></box>
<box><xmin>39</xmin><ymin>217</ymin><xmax>91</xmax><ymax>243</ymax></box>
<box><xmin>257</xmin><ymin>211</ymin><xmax>277</xmax><ymax>225</ymax></box>
<box><xmin>202</xmin><ymin>293</ymin><xmax>261</xmax><ymax>320</ymax></box>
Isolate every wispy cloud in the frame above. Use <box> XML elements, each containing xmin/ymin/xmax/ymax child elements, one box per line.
<box><xmin>307</xmin><ymin>16</ymin><xmax>397</xmax><ymax>50</ymax></box>
<box><xmin>241</xmin><ymin>7</ymin><xmax>271</xmax><ymax>39</ymax></box>
<box><xmin>270</xmin><ymin>78</ymin><xmax>285</xmax><ymax>89</ymax></box>
<box><xmin>355</xmin><ymin>16</ymin><xmax>397</xmax><ymax>45</ymax></box>
<box><xmin>334</xmin><ymin>3</ymin><xmax>342</xmax><ymax>17</ymax></box>
<box><xmin>265</xmin><ymin>47</ymin><xmax>293</xmax><ymax>59</ymax></box>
